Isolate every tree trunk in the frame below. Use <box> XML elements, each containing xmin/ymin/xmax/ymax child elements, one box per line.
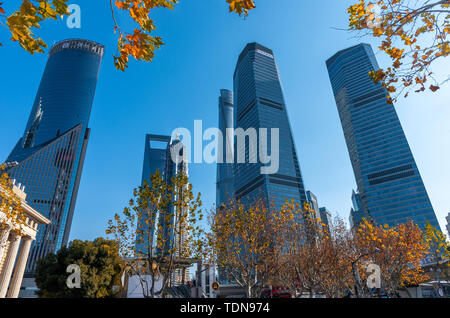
<box><xmin>150</xmin><ymin>273</ymin><xmax>155</xmax><ymax>298</ymax></box>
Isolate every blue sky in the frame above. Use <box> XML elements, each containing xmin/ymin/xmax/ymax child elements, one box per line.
<box><xmin>1</xmin><ymin>0</ymin><xmax>449</xmax><ymax>241</ymax></box>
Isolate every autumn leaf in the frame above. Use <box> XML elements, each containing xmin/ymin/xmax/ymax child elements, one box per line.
<box><xmin>0</xmin><ymin>165</ymin><xmax>27</xmax><ymax>234</ymax></box>
<box><xmin>1</xmin><ymin>1</ymin><xmax>256</xmax><ymax>71</ymax></box>
<box><xmin>429</xmin><ymin>84</ymin><xmax>440</xmax><ymax>92</ymax></box>
<box><xmin>227</xmin><ymin>0</ymin><xmax>256</xmax><ymax>16</ymax></box>
<box><xmin>105</xmin><ymin>169</ymin><xmax>204</xmax><ymax>297</ymax></box>
<box><xmin>348</xmin><ymin>0</ymin><xmax>449</xmax><ymax>100</ymax></box>
<box><xmin>111</xmin><ymin>0</ymin><xmax>255</xmax><ymax>70</ymax></box>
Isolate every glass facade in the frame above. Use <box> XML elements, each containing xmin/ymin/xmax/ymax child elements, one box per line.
<box><xmin>327</xmin><ymin>43</ymin><xmax>440</xmax><ymax>230</ymax></box>
<box><xmin>4</xmin><ymin>39</ymin><xmax>104</xmax><ymax>274</ymax></box>
<box><xmin>233</xmin><ymin>43</ymin><xmax>307</xmax><ymax>209</ymax></box>
<box><xmin>306</xmin><ymin>191</ymin><xmax>320</xmax><ymax>215</ymax></box>
<box><xmin>137</xmin><ymin>134</ymin><xmax>171</xmax><ymax>256</ymax></box>
<box><xmin>319</xmin><ymin>207</ymin><xmax>332</xmax><ymax>230</ymax></box>
<box><xmin>216</xmin><ymin>90</ymin><xmax>235</xmax><ymax>284</ymax></box>
<box><xmin>141</xmin><ymin>134</ymin><xmax>172</xmax><ymax>184</ymax></box>
<box><xmin>307</xmin><ymin>191</ymin><xmax>332</xmax><ymax>231</ymax></box>
<box><xmin>137</xmin><ymin>135</ymin><xmax>188</xmax><ymax>257</ymax></box>
<box><xmin>349</xmin><ymin>190</ymin><xmax>368</xmax><ymax>229</ymax></box>
<box><xmin>216</xmin><ymin>89</ymin><xmax>234</xmax><ymax>208</ymax></box>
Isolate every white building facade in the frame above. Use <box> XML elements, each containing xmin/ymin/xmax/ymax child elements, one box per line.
<box><xmin>0</xmin><ymin>184</ymin><xmax>50</xmax><ymax>298</ymax></box>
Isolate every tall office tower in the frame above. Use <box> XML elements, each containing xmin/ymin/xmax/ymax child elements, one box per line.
<box><xmin>349</xmin><ymin>190</ymin><xmax>368</xmax><ymax>229</ymax></box>
<box><xmin>138</xmin><ymin>134</ymin><xmax>189</xmax><ymax>285</ymax></box>
<box><xmin>319</xmin><ymin>207</ymin><xmax>332</xmax><ymax>230</ymax></box>
<box><xmin>233</xmin><ymin>43</ymin><xmax>307</xmax><ymax>209</ymax></box>
<box><xmin>216</xmin><ymin>89</ymin><xmax>234</xmax><ymax>208</ymax></box>
<box><xmin>307</xmin><ymin>191</ymin><xmax>332</xmax><ymax>231</ymax></box>
<box><xmin>4</xmin><ymin>39</ymin><xmax>104</xmax><ymax>279</ymax></box>
<box><xmin>327</xmin><ymin>43</ymin><xmax>440</xmax><ymax>230</ymax></box>
<box><xmin>216</xmin><ymin>89</ymin><xmax>235</xmax><ymax>285</ymax></box>
<box><xmin>306</xmin><ymin>191</ymin><xmax>320</xmax><ymax>215</ymax></box>
<box><xmin>138</xmin><ymin>134</ymin><xmax>172</xmax><ymax>255</ymax></box>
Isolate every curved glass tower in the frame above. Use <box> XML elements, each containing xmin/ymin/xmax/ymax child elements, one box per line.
<box><xmin>5</xmin><ymin>39</ymin><xmax>104</xmax><ymax>275</ymax></box>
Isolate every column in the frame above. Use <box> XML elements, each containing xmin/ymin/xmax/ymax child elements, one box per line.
<box><xmin>0</xmin><ymin>233</ymin><xmax>21</xmax><ymax>298</ymax></box>
<box><xmin>7</xmin><ymin>236</ymin><xmax>32</xmax><ymax>298</ymax></box>
<box><xmin>0</xmin><ymin>226</ymin><xmax>11</xmax><ymax>269</ymax></box>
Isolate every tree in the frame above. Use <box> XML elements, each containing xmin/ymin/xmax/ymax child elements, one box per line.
<box><xmin>319</xmin><ymin>217</ymin><xmax>355</xmax><ymax>298</ymax></box>
<box><xmin>348</xmin><ymin>0</ymin><xmax>450</xmax><ymax>102</ymax></box>
<box><xmin>106</xmin><ymin>170</ymin><xmax>204</xmax><ymax>298</ymax></box>
<box><xmin>274</xmin><ymin>201</ymin><xmax>354</xmax><ymax>298</ymax></box>
<box><xmin>206</xmin><ymin>198</ymin><xmax>282</xmax><ymax>298</ymax></box>
<box><xmin>0</xmin><ymin>164</ymin><xmax>26</xmax><ymax>235</ymax></box>
<box><xmin>35</xmin><ymin>237</ymin><xmax>123</xmax><ymax>298</ymax></box>
<box><xmin>274</xmin><ymin>201</ymin><xmax>328</xmax><ymax>298</ymax></box>
<box><xmin>274</xmin><ymin>202</ymin><xmax>431</xmax><ymax>298</ymax></box>
<box><xmin>355</xmin><ymin>218</ymin><xmax>429</xmax><ymax>297</ymax></box>
<box><xmin>424</xmin><ymin>222</ymin><xmax>450</xmax><ymax>283</ymax></box>
<box><xmin>0</xmin><ymin>0</ymin><xmax>256</xmax><ymax>71</ymax></box>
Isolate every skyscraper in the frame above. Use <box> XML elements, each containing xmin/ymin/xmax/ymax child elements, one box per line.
<box><xmin>349</xmin><ymin>190</ymin><xmax>368</xmax><ymax>229</ymax></box>
<box><xmin>141</xmin><ymin>134</ymin><xmax>172</xmax><ymax>187</ymax></box>
<box><xmin>306</xmin><ymin>191</ymin><xmax>333</xmax><ymax>231</ymax></box>
<box><xmin>215</xmin><ymin>89</ymin><xmax>235</xmax><ymax>285</ymax></box>
<box><xmin>4</xmin><ymin>39</ymin><xmax>104</xmax><ymax>279</ymax></box>
<box><xmin>233</xmin><ymin>43</ymin><xmax>307</xmax><ymax>209</ymax></box>
<box><xmin>326</xmin><ymin>43</ymin><xmax>440</xmax><ymax>230</ymax></box>
<box><xmin>319</xmin><ymin>207</ymin><xmax>332</xmax><ymax>231</ymax></box>
<box><xmin>137</xmin><ymin>134</ymin><xmax>172</xmax><ymax>255</ymax></box>
<box><xmin>138</xmin><ymin>134</ymin><xmax>189</xmax><ymax>254</ymax></box>
<box><xmin>137</xmin><ymin>134</ymin><xmax>189</xmax><ymax>285</ymax></box>
<box><xmin>216</xmin><ymin>89</ymin><xmax>234</xmax><ymax>208</ymax></box>
<box><xmin>306</xmin><ymin>191</ymin><xmax>320</xmax><ymax>216</ymax></box>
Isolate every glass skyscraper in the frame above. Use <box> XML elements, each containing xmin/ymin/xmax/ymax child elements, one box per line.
<box><xmin>349</xmin><ymin>190</ymin><xmax>367</xmax><ymax>229</ymax></box>
<box><xmin>4</xmin><ymin>39</ymin><xmax>104</xmax><ymax>275</ymax></box>
<box><xmin>141</xmin><ymin>134</ymin><xmax>172</xmax><ymax>186</ymax></box>
<box><xmin>233</xmin><ymin>43</ymin><xmax>307</xmax><ymax>209</ymax></box>
<box><xmin>306</xmin><ymin>191</ymin><xmax>320</xmax><ymax>216</ymax></box>
<box><xmin>307</xmin><ymin>191</ymin><xmax>332</xmax><ymax>231</ymax></box>
<box><xmin>137</xmin><ymin>134</ymin><xmax>188</xmax><ymax>258</ymax></box>
<box><xmin>319</xmin><ymin>207</ymin><xmax>332</xmax><ymax>231</ymax></box>
<box><xmin>326</xmin><ymin>43</ymin><xmax>440</xmax><ymax>230</ymax></box>
<box><xmin>137</xmin><ymin>134</ymin><xmax>189</xmax><ymax>285</ymax></box>
<box><xmin>215</xmin><ymin>89</ymin><xmax>235</xmax><ymax>285</ymax></box>
<box><xmin>137</xmin><ymin>134</ymin><xmax>172</xmax><ymax>255</ymax></box>
<box><xmin>216</xmin><ymin>89</ymin><xmax>234</xmax><ymax>208</ymax></box>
